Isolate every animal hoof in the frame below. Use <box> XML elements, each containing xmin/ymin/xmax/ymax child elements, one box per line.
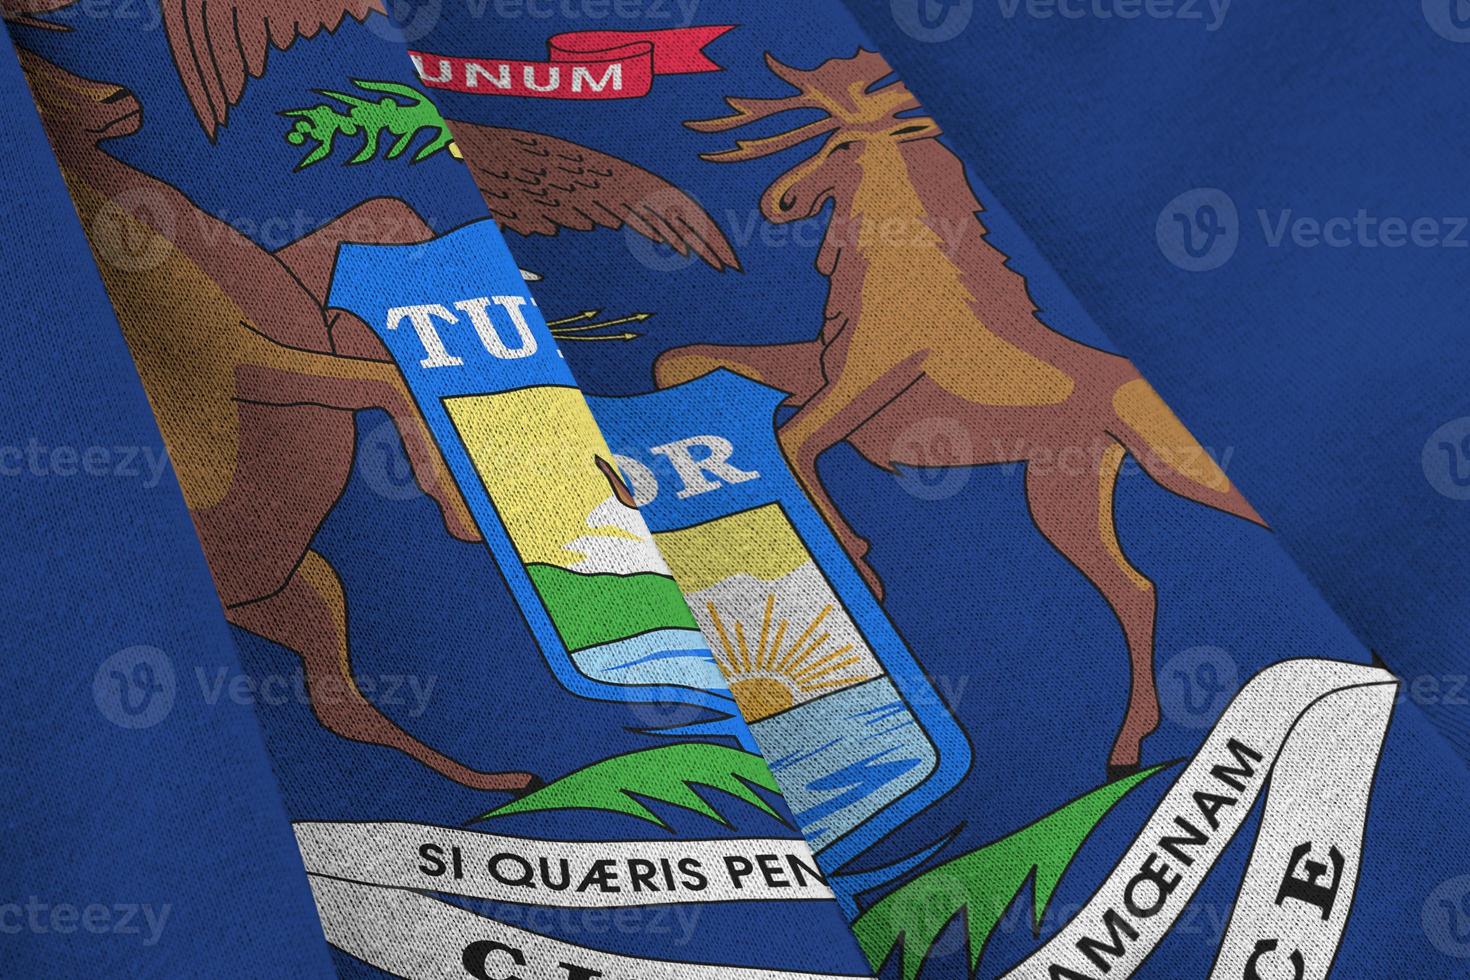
<box><xmin>442</xmin><ymin>508</ymin><xmax>483</xmax><ymax>545</ymax></box>
<box><xmin>1106</xmin><ymin>763</ymin><xmax>1140</xmax><ymax>782</ymax></box>
<box><xmin>508</xmin><ymin>774</ymin><xmax>545</xmax><ymax>798</ymax></box>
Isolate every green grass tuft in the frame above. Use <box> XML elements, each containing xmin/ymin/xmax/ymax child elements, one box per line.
<box><xmin>477</xmin><ymin>743</ymin><xmax>785</xmax><ymax>830</ymax></box>
<box><xmin>851</xmin><ymin>763</ymin><xmax>1175</xmax><ymax>980</ymax></box>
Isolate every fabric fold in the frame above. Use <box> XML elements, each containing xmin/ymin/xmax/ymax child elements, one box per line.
<box><xmin>0</xmin><ymin>31</ymin><xmax>335</xmax><ymax>978</ymax></box>
<box><xmin>6</xmin><ymin>6</ymin><xmax>872</xmax><ymax>978</ymax></box>
<box><xmin>398</xmin><ymin>4</ymin><xmax>1470</xmax><ymax>977</ymax></box>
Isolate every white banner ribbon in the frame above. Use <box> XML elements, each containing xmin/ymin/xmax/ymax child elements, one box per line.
<box><xmin>307</xmin><ymin>875</ymin><xmax>872</xmax><ymax>980</ymax></box>
<box><xmin>1003</xmin><ymin>658</ymin><xmax>1396</xmax><ymax>980</ymax></box>
<box><xmin>295</xmin><ymin>821</ymin><xmax>868</xmax><ymax>978</ymax></box>
<box><xmin>294</xmin><ymin>821</ymin><xmax>836</xmax><ymax>908</ymax></box>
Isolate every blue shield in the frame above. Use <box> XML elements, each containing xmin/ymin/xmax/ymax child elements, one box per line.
<box><xmin>588</xmin><ymin>369</ymin><xmax>972</xmax><ymax>901</ymax></box>
<box><xmin>326</xmin><ymin>220</ymin><xmax>752</xmax><ymax>748</ymax></box>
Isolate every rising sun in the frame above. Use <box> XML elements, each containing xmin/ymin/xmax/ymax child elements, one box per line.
<box><xmin>706</xmin><ymin>594</ymin><xmax>872</xmax><ymax>722</ymax></box>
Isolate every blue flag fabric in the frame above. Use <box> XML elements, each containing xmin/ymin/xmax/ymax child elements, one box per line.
<box><xmin>4</xmin><ymin>1</ymin><xmax>1470</xmax><ymax>978</ymax></box>
<box><xmin>0</xmin><ymin>35</ymin><xmax>335</xmax><ymax>979</ymax></box>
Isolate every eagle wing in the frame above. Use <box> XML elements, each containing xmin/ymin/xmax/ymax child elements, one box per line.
<box><xmin>162</xmin><ymin>0</ymin><xmax>386</xmax><ymax>138</ymax></box>
<box><xmin>2</xmin><ymin>0</ymin><xmax>79</xmax><ymax>28</ymax></box>
<box><xmin>448</xmin><ymin>118</ymin><xmax>740</xmax><ymax>273</ymax></box>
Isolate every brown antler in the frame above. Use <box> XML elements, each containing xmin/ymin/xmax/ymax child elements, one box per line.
<box><xmin>685</xmin><ymin>55</ymin><xmax>842</xmax><ymax>162</ymax></box>
<box><xmin>686</xmin><ymin>50</ymin><xmax>920</xmax><ymax>163</ymax></box>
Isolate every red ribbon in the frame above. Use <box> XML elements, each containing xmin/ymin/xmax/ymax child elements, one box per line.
<box><xmin>409</xmin><ymin>26</ymin><xmax>733</xmax><ymax>100</ymax></box>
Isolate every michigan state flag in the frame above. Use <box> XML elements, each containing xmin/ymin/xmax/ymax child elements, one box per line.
<box><xmin>5</xmin><ymin>0</ymin><xmax>1470</xmax><ymax>978</ymax></box>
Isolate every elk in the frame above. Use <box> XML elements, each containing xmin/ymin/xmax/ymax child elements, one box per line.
<box><xmin>20</xmin><ymin>50</ymin><xmax>536</xmax><ymax>793</ymax></box>
<box><xmin>655</xmin><ymin>50</ymin><xmax>1266</xmax><ymax>776</ymax></box>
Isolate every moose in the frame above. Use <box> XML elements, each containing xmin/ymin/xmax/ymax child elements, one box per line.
<box><xmin>19</xmin><ymin>50</ymin><xmax>537</xmax><ymax>793</ymax></box>
<box><xmin>655</xmin><ymin>51</ymin><xmax>1267</xmax><ymax>776</ymax></box>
